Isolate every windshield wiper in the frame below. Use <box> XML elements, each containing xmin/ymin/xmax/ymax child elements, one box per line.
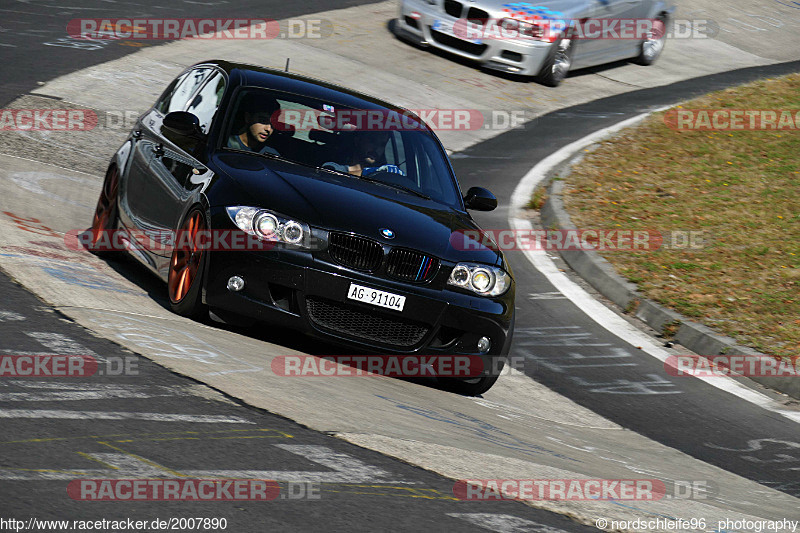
<box><xmin>342</xmin><ymin>172</ymin><xmax>432</xmax><ymax>200</ymax></box>
<box><xmin>226</xmin><ymin>151</ymin><xmax>433</xmax><ymax>200</ymax></box>
<box><xmin>225</xmin><ymin>148</ymin><xmax>322</xmax><ymax>171</ymax></box>
<box><xmin>316</xmin><ymin>164</ymin><xmax>431</xmax><ymax>200</ymax></box>
<box><xmin>316</xmin><ymin>165</ymin><xmax>354</xmax><ymax>178</ymax></box>
<box><xmin>374</xmin><ymin>180</ymin><xmax>431</xmax><ymax>200</ymax></box>
<box><xmin>225</xmin><ymin>147</ymin><xmax>286</xmax><ymax>162</ymax></box>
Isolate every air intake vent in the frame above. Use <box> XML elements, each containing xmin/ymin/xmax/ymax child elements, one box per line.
<box><xmin>306</xmin><ymin>297</ymin><xmax>429</xmax><ymax>347</ymax></box>
<box><xmin>430</xmin><ymin>30</ymin><xmax>489</xmax><ymax>56</ymax></box>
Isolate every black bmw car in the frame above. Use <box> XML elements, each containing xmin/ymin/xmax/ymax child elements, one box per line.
<box><xmin>90</xmin><ymin>60</ymin><xmax>515</xmax><ymax>395</ymax></box>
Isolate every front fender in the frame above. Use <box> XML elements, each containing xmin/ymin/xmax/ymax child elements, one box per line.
<box><xmin>111</xmin><ymin>139</ymin><xmax>133</xmax><ymax>177</ymax></box>
<box><xmin>647</xmin><ymin>1</ymin><xmax>676</xmax><ymax>19</ymax></box>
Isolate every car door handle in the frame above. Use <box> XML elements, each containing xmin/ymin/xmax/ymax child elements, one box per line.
<box><xmin>154</xmin><ymin>144</ymin><xmax>165</xmax><ymax>158</ymax></box>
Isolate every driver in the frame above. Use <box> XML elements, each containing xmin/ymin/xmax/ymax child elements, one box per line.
<box><xmin>322</xmin><ymin>130</ymin><xmax>405</xmax><ymax>177</ymax></box>
<box><xmin>227</xmin><ymin>92</ymin><xmax>281</xmax><ymax>156</ymax></box>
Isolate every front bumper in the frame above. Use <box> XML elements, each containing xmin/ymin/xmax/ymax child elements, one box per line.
<box><xmin>203</xmin><ymin>215</ymin><xmax>515</xmax><ymax>367</ymax></box>
<box><xmin>396</xmin><ymin>0</ymin><xmax>554</xmax><ymax>76</ymax></box>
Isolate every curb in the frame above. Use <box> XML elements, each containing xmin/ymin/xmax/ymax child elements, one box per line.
<box><xmin>539</xmin><ymin>151</ymin><xmax>800</xmax><ymax>401</ymax></box>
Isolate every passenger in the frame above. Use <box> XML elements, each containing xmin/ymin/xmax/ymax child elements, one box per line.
<box><xmin>322</xmin><ymin>130</ymin><xmax>405</xmax><ymax>177</ymax></box>
<box><xmin>227</xmin><ymin>92</ymin><xmax>281</xmax><ymax>156</ymax></box>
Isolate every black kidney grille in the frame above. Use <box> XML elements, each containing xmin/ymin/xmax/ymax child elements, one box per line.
<box><xmin>466</xmin><ymin>7</ymin><xmax>489</xmax><ymax>26</ymax></box>
<box><xmin>444</xmin><ymin>0</ymin><xmax>463</xmax><ymax>17</ymax></box>
<box><xmin>329</xmin><ymin>232</ymin><xmax>384</xmax><ymax>271</ymax></box>
<box><xmin>386</xmin><ymin>249</ymin><xmax>439</xmax><ymax>282</ymax></box>
<box><xmin>306</xmin><ymin>297</ymin><xmax>429</xmax><ymax>347</ymax></box>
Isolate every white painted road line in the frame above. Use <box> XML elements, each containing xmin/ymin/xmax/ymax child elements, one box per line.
<box><xmin>447</xmin><ymin>513</ymin><xmax>570</xmax><ymax>533</ymax></box>
<box><xmin>508</xmin><ymin>110</ymin><xmax>800</xmax><ymax>425</ymax></box>
<box><xmin>183</xmin><ymin>444</ymin><xmax>413</xmax><ymax>484</ymax></box>
<box><xmin>0</xmin><ymin>390</ymin><xmax>157</xmax><ymax>402</ymax></box>
<box><xmin>0</xmin><ymin>453</ymin><xmax>188</xmax><ymax>481</ymax></box>
<box><xmin>86</xmin><ymin>453</ymin><xmax>176</xmax><ymax>478</ymax></box>
<box><xmin>24</xmin><ymin>331</ymin><xmax>105</xmax><ymax>362</ymax></box>
<box><xmin>0</xmin><ymin>310</ymin><xmax>26</xmax><ymax>321</ymax></box>
<box><xmin>528</xmin><ymin>292</ymin><xmax>568</xmax><ymax>300</ymax></box>
<box><xmin>0</xmin><ymin>409</ymin><xmax>253</xmax><ymax>423</ymax></box>
<box><xmin>0</xmin><ymin>446</ymin><xmax>410</xmax><ymax>484</ymax></box>
<box><xmin>3</xmin><ymin>381</ymin><xmax>150</xmax><ymax>390</ymax></box>
<box><xmin>0</xmin><ymin>350</ymin><xmax>58</xmax><ymax>356</ymax></box>
<box><xmin>0</xmin><ymin>382</ymin><xmax>187</xmax><ymax>401</ymax></box>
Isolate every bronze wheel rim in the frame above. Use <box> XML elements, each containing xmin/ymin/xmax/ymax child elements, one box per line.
<box><xmin>168</xmin><ymin>211</ymin><xmax>206</xmax><ymax>303</ymax></box>
<box><xmin>90</xmin><ymin>167</ymin><xmax>119</xmax><ymax>247</ymax></box>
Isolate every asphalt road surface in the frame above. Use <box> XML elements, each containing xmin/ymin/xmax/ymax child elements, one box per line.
<box><xmin>1</xmin><ymin>0</ymin><xmax>799</xmax><ymax>531</ymax></box>
<box><xmin>455</xmin><ymin>60</ymin><xmax>800</xmax><ymax>500</ymax></box>
<box><xmin>0</xmin><ymin>3</ymin><xmax>598</xmax><ymax>531</ymax></box>
<box><xmin>0</xmin><ymin>1</ymin><xmax>598</xmax><ymax>530</ymax></box>
<box><xmin>0</xmin><ymin>272</ymin><xmax>598</xmax><ymax>532</ymax></box>
<box><xmin>0</xmin><ymin>0</ymin><xmax>381</xmax><ymax>106</ymax></box>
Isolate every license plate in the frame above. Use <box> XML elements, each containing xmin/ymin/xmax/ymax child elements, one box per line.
<box><xmin>432</xmin><ymin>19</ymin><xmax>454</xmax><ymax>35</ymax></box>
<box><xmin>433</xmin><ymin>19</ymin><xmax>481</xmax><ymax>44</ymax></box>
<box><xmin>347</xmin><ymin>283</ymin><xmax>406</xmax><ymax>312</ymax></box>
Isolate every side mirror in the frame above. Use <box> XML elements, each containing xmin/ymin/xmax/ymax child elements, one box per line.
<box><xmin>464</xmin><ymin>186</ymin><xmax>497</xmax><ymax>211</ymax></box>
<box><xmin>162</xmin><ymin>111</ymin><xmax>203</xmax><ymax>138</ymax></box>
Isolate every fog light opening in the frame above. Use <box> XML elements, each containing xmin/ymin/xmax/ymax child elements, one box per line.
<box><xmin>477</xmin><ymin>336</ymin><xmax>491</xmax><ymax>354</ymax></box>
<box><xmin>227</xmin><ymin>276</ymin><xmax>245</xmax><ymax>292</ymax></box>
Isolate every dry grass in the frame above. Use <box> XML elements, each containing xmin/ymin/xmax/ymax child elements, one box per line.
<box><xmin>556</xmin><ymin>74</ymin><xmax>800</xmax><ymax>358</ymax></box>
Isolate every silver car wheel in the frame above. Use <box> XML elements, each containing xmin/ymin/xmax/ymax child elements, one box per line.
<box><xmin>642</xmin><ymin>25</ymin><xmax>666</xmax><ymax>61</ymax></box>
<box><xmin>552</xmin><ymin>39</ymin><xmax>572</xmax><ymax>79</ymax></box>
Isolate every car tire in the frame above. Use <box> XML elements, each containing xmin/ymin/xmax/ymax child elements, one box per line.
<box><xmin>168</xmin><ymin>208</ymin><xmax>208</xmax><ymax>319</ymax></box>
<box><xmin>634</xmin><ymin>16</ymin><xmax>667</xmax><ymax>66</ymax></box>
<box><xmin>88</xmin><ymin>166</ymin><xmax>120</xmax><ymax>256</ymax></box>
<box><xmin>439</xmin><ymin>357</ymin><xmax>505</xmax><ymax>396</ymax></box>
<box><xmin>535</xmin><ymin>36</ymin><xmax>573</xmax><ymax>87</ymax></box>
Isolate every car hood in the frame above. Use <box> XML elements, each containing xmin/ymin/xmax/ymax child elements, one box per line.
<box><xmin>475</xmin><ymin>0</ymin><xmax>592</xmax><ymax>18</ymax></box>
<box><xmin>211</xmin><ymin>153</ymin><xmax>503</xmax><ymax>265</ymax></box>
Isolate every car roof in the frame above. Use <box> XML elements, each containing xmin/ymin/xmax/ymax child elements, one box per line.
<box><xmin>199</xmin><ymin>59</ymin><xmax>425</xmax><ymax>121</ymax></box>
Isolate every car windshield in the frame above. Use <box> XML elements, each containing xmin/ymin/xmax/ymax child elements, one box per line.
<box><xmin>222</xmin><ymin>87</ymin><xmax>462</xmax><ymax>208</ymax></box>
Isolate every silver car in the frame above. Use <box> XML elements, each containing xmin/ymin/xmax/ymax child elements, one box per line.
<box><xmin>395</xmin><ymin>0</ymin><xmax>675</xmax><ymax>86</ymax></box>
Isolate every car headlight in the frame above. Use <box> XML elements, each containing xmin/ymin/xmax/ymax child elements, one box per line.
<box><xmin>500</xmin><ymin>17</ymin><xmax>561</xmax><ymax>43</ymax></box>
<box><xmin>282</xmin><ymin>221</ymin><xmax>304</xmax><ymax>244</ymax></box>
<box><xmin>254</xmin><ymin>212</ymin><xmax>279</xmax><ymax>238</ymax></box>
<box><xmin>233</xmin><ymin>206</ymin><xmax>258</xmax><ymax>232</ymax></box>
<box><xmin>226</xmin><ymin>206</ymin><xmax>311</xmax><ymax>248</ymax></box>
<box><xmin>447</xmin><ymin>263</ymin><xmax>511</xmax><ymax>297</ymax></box>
